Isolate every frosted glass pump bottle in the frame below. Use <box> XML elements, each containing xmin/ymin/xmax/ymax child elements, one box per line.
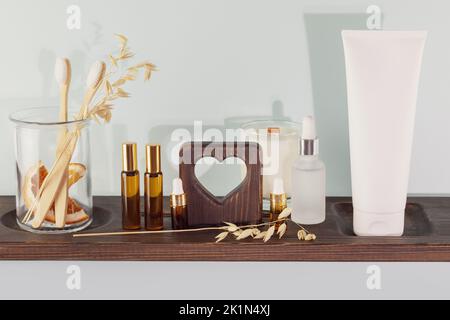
<box><xmin>291</xmin><ymin>116</ymin><xmax>326</xmax><ymax>224</ymax></box>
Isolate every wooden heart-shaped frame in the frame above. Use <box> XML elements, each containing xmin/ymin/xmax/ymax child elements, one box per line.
<box><xmin>179</xmin><ymin>141</ymin><xmax>262</xmax><ymax>227</ymax></box>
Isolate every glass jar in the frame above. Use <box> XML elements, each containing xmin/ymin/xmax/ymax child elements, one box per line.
<box><xmin>241</xmin><ymin>120</ymin><xmax>301</xmax><ymax>203</ymax></box>
<box><xmin>9</xmin><ymin>107</ymin><xmax>92</xmax><ymax>234</ymax></box>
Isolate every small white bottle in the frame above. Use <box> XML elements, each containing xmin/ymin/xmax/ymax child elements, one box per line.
<box><xmin>291</xmin><ymin>116</ymin><xmax>326</xmax><ymax>224</ymax></box>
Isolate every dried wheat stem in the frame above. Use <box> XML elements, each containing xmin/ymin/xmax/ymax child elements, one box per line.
<box><xmin>72</xmin><ymin>218</ymin><xmax>289</xmax><ymax>238</ymax></box>
<box><xmin>73</xmin><ymin>226</ymin><xmax>227</xmax><ymax>238</ymax></box>
<box><xmin>232</xmin><ymin>218</ymin><xmax>286</xmax><ymax>230</ymax></box>
<box><xmin>290</xmin><ymin>220</ymin><xmax>311</xmax><ymax>234</ymax></box>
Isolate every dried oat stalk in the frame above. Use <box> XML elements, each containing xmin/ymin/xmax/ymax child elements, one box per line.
<box><xmin>215</xmin><ymin>208</ymin><xmax>317</xmax><ymax>243</ymax></box>
<box><xmin>74</xmin><ymin>207</ymin><xmax>318</xmax><ymax>240</ymax></box>
<box><xmin>84</xmin><ymin>34</ymin><xmax>157</xmax><ymax>124</ymax></box>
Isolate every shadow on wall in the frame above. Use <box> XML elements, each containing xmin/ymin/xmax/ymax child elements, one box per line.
<box><xmin>90</xmin><ymin>123</ymin><xmax>128</xmax><ymax>195</ymax></box>
<box><xmin>304</xmin><ymin>13</ymin><xmax>366</xmax><ymax>196</ymax></box>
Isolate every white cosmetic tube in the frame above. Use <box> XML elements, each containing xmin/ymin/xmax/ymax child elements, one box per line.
<box><xmin>342</xmin><ymin>30</ymin><xmax>427</xmax><ymax>236</ymax></box>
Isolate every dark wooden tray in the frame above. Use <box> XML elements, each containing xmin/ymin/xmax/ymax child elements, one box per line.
<box><xmin>0</xmin><ymin>196</ymin><xmax>450</xmax><ymax>261</ymax></box>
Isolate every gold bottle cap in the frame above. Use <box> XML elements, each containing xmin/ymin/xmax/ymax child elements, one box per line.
<box><xmin>122</xmin><ymin>142</ymin><xmax>138</xmax><ymax>171</ymax></box>
<box><xmin>270</xmin><ymin>193</ymin><xmax>287</xmax><ymax>212</ymax></box>
<box><xmin>270</xmin><ymin>193</ymin><xmax>287</xmax><ymax>204</ymax></box>
<box><xmin>145</xmin><ymin>144</ymin><xmax>161</xmax><ymax>173</ymax></box>
<box><xmin>170</xmin><ymin>194</ymin><xmax>187</xmax><ymax>208</ymax></box>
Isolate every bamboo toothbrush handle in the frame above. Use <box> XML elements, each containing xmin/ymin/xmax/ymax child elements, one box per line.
<box><xmin>32</xmin><ymin>134</ymin><xmax>78</xmax><ymax>229</ymax></box>
<box><xmin>54</xmin><ymin>85</ymin><xmax>69</xmax><ymax>228</ymax></box>
<box><xmin>80</xmin><ymin>88</ymin><xmax>97</xmax><ymax>118</ymax></box>
<box><xmin>80</xmin><ymin>60</ymin><xmax>106</xmax><ymax>119</ymax></box>
<box><xmin>59</xmin><ymin>86</ymin><xmax>68</xmax><ymax>121</ymax></box>
<box><xmin>57</xmin><ymin>85</ymin><xmax>69</xmax><ymax>152</ymax></box>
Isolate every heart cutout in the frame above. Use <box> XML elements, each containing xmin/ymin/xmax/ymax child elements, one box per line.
<box><xmin>194</xmin><ymin>156</ymin><xmax>247</xmax><ymax>198</ymax></box>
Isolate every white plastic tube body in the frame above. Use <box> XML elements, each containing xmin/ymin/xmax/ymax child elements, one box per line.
<box><xmin>342</xmin><ymin>30</ymin><xmax>427</xmax><ymax>236</ymax></box>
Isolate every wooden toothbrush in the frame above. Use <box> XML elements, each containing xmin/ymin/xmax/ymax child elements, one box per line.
<box><xmin>54</xmin><ymin>57</ymin><xmax>71</xmax><ymax>228</ymax></box>
<box><xmin>80</xmin><ymin>61</ymin><xmax>106</xmax><ymax>118</ymax></box>
<box><xmin>30</xmin><ymin>133</ymin><xmax>78</xmax><ymax>228</ymax></box>
<box><xmin>30</xmin><ymin>60</ymin><xmax>106</xmax><ymax>229</ymax></box>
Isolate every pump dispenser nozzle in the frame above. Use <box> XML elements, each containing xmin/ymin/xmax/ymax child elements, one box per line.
<box><xmin>302</xmin><ymin>116</ymin><xmax>316</xmax><ymax>139</ymax></box>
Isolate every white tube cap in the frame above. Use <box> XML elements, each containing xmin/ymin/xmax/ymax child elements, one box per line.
<box><xmin>353</xmin><ymin>209</ymin><xmax>405</xmax><ymax>236</ymax></box>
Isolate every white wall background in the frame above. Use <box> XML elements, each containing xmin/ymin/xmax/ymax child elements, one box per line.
<box><xmin>0</xmin><ymin>0</ymin><xmax>448</xmax><ymax>196</ymax></box>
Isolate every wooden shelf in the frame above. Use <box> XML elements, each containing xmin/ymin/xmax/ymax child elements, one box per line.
<box><xmin>1</xmin><ymin>196</ymin><xmax>450</xmax><ymax>261</ymax></box>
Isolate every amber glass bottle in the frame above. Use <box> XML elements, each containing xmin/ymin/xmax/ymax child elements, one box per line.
<box><xmin>144</xmin><ymin>144</ymin><xmax>164</xmax><ymax>230</ymax></box>
<box><xmin>170</xmin><ymin>178</ymin><xmax>188</xmax><ymax>230</ymax></box>
<box><xmin>269</xmin><ymin>178</ymin><xmax>287</xmax><ymax>231</ymax></box>
<box><xmin>121</xmin><ymin>143</ymin><xmax>141</xmax><ymax>230</ymax></box>
<box><xmin>270</xmin><ymin>194</ymin><xmax>287</xmax><ymax>230</ymax></box>
<box><xmin>171</xmin><ymin>205</ymin><xmax>188</xmax><ymax>229</ymax></box>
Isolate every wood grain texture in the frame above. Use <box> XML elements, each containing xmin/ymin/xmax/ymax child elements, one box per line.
<box><xmin>0</xmin><ymin>196</ymin><xmax>450</xmax><ymax>261</ymax></box>
<box><xmin>179</xmin><ymin>141</ymin><xmax>262</xmax><ymax>227</ymax></box>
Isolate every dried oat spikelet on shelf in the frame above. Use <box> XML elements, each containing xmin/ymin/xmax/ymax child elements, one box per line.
<box><xmin>215</xmin><ymin>208</ymin><xmax>317</xmax><ymax>243</ymax></box>
<box><xmin>25</xmin><ymin>34</ymin><xmax>157</xmax><ymax>228</ymax></box>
